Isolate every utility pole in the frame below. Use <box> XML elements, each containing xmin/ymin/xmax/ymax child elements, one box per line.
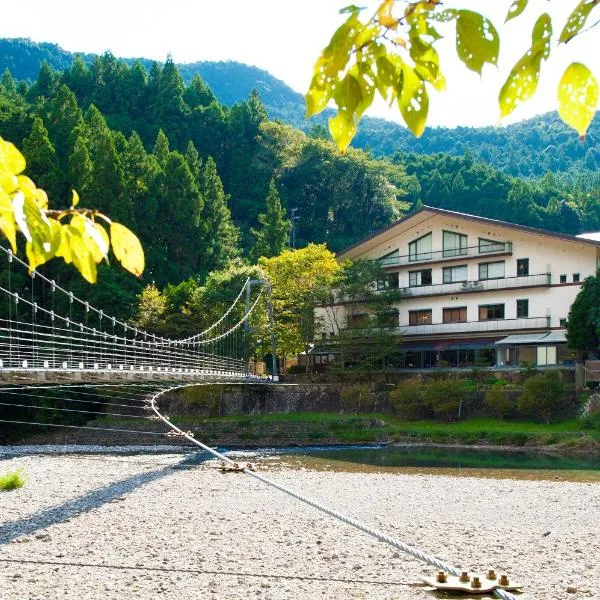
<box><xmin>245</xmin><ymin>279</ymin><xmax>278</xmax><ymax>380</ymax></box>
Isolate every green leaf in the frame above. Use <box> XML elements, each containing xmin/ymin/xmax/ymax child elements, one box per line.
<box><xmin>339</xmin><ymin>4</ymin><xmax>364</xmax><ymax>15</ymax></box>
<box><xmin>328</xmin><ymin>111</ymin><xmax>357</xmax><ymax>155</ymax></box>
<box><xmin>498</xmin><ymin>14</ymin><xmax>552</xmax><ymax>118</ymax></box>
<box><xmin>410</xmin><ymin>37</ymin><xmax>445</xmax><ymax>91</ymax></box>
<box><xmin>559</xmin><ymin>0</ymin><xmax>600</xmax><ymax>43</ymax></box>
<box><xmin>506</xmin><ymin>0</ymin><xmax>528</xmax><ymax>22</ymax></box>
<box><xmin>397</xmin><ymin>64</ymin><xmax>429</xmax><ymax>137</ymax></box>
<box><xmin>557</xmin><ymin>62</ymin><xmax>599</xmax><ymax>137</ymax></box>
<box><xmin>110</xmin><ymin>221</ymin><xmax>145</xmax><ymax>277</ymax></box>
<box><xmin>455</xmin><ymin>10</ymin><xmax>499</xmax><ymax>75</ymax></box>
<box><xmin>375</xmin><ymin>54</ymin><xmax>402</xmax><ymax>103</ymax></box>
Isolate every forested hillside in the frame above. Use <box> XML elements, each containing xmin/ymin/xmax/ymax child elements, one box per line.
<box><xmin>0</xmin><ymin>49</ymin><xmax>598</xmax><ymax>323</ymax></box>
<box><xmin>1</xmin><ymin>37</ymin><xmax>599</xmax><ymax>179</ymax></box>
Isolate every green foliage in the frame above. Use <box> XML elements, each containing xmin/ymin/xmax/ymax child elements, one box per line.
<box><xmin>0</xmin><ymin>469</ymin><xmax>25</xmax><ymax>491</ymax></box>
<box><xmin>340</xmin><ymin>384</ymin><xmax>374</xmax><ymax>414</ymax></box>
<box><xmin>421</xmin><ymin>379</ymin><xmax>472</xmax><ymax>422</ymax></box>
<box><xmin>390</xmin><ymin>379</ymin><xmax>431</xmax><ymax>420</ymax></box>
<box><xmin>250</xmin><ymin>178</ymin><xmax>291</xmax><ymax>261</ymax></box>
<box><xmin>485</xmin><ymin>386</ymin><xmax>517</xmax><ymax>419</ymax></box>
<box><xmin>308</xmin><ymin>1</ymin><xmax>599</xmax><ymax>150</ymax></box>
<box><xmin>567</xmin><ymin>269</ymin><xmax>600</xmax><ymax>355</ymax></box>
<box><xmin>518</xmin><ymin>371</ymin><xmax>570</xmax><ymax>424</ymax></box>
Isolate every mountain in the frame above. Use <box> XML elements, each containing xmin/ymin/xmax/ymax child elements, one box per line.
<box><xmin>0</xmin><ymin>37</ymin><xmax>598</xmax><ymax>181</ymax></box>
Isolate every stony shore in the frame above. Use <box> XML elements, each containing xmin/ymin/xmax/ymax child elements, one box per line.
<box><xmin>0</xmin><ymin>449</ymin><xmax>598</xmax><ymax>599</ymax></box>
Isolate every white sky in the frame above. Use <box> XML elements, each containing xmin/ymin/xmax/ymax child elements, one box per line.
<box><xmin>0</xmin><ymin>0</ymin><xmax>598</xmax><ymax>128</ymax></box>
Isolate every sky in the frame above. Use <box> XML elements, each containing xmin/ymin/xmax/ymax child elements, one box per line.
<box><xmin>0</xmin><ymin>0</ymin><xmax>598</xmax><ymax>128</ymax></box>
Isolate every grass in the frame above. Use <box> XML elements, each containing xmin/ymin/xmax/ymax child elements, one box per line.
<box><xmin>0</xmin><ymin>469</ymin><xmax>25</xmax><ymax>491</ymax></box>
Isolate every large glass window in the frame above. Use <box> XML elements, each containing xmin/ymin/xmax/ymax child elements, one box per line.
<box><xmin>479</xmin><ymin>304</ymin><xmax>505</xmax><ymax>321</ymax></box>
<box><xmin>443</xmin><ymin>307</ymin><xmax>467</xmax><ymax>323</ymax></box>
<box><xmin>443</xmin><ymin>231</ymin><xmax>468</xmax><ymax>258</ymax></box>
<box><xmin>376</xmin><ymin>272</ymin><xmax>399</xmax><ymax>291</ymax></box>
<box><xmin>377</xmin><ymin>249</ymin><xmax>399</xmax><ymax>267</ymax></box>
<box><xmin>409</xmin><ymin>309</ymin><xmax>432</xmax><ymax>326</ymax></box>
<box><xmin>516</xmin><ymin>299</ymin><xmax>529</xmax><ymax>318</ymax></box>
<box><xmin>408</xmin><ymin>233</ymin><xmax>432</xmax><ymax>262</ymax></box>
<box><xmin>537</xmin><ymin>346</ymin><xmax>557</xmax><ymax>366</ymax></box>
<box><xmin>479</xmin><ymin>261</ymin><xmax>505</xmax><ymax>280</ymax></box>
<box><xmin>443</xmin><ymin>265</ymin><xmax>468</xmax><ymax>283</ymax></box>
<box><xmin>479</xmin><ymin>237</ymin><xmax>506</xmax><ymax>254</ymax></box>
<box><xmin>517</xmin><ymin>258</ymin><xmax>529</xmax><ymax>276</ymax></box>
<box><xmin>409</xmin><ymin>269</ymin><xmax>432</xmax><ymax>287</ymax></box>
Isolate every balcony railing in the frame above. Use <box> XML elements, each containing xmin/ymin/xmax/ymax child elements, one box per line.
<box><xmin>378</xmin><ymin>241</ymin><xmax>512</xmax><ymax>268</ymax></box>
<box><xmin>399</xmin><ymin>316</ymin><xmax>550</xmax><ymax>336</ymax></box>
<box><xmin>399</xmin><ymin>273</ymin><xmax>551</xmax><ymax>298</ymax></box>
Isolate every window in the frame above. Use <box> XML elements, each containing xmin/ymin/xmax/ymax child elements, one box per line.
<box><xmin>409</xmin><ymin>269</ymin><xmax>432</xmax><ymax>287</ymax></box>
<box><xmin>559</xmin><ymin>318</ymin><xmax>567</xmax><ymax>327</ymax></box>
<box><xmin>409</xmin><ymin>309</ymin><xmax>432</xmax><ymax>326</ymax></box>
<box><xmin>517</xmin><ymin>258</ymin><xmax>529</xmax><ymax>277</ymax></box>
<box><xmin>537</xmin><ymin>346</ymin><xmax>557</xmax><ymax>366</ymax></box>
<box><xmin>479</xmin><ymin>261</ymin><xmax>505</xmax><ymax>280</ymax></box>
<box><xmin>516</xmin><ymin>299</ymin><xmax>529</xmax><ymax>318</ymax></box>
<box><xmin>443</xmin><ymin>307</ymin><xmax>467</xmax><ymax>323</ymax></box>
<box><xmin>573</xmin><ymin>273</ymin><xmax>580</xmax><ymax>283</ymax></box>
<box><xmin>560</xmin><ymin>274</ymin><xmax>567</xmax><ymax>283</ymax></box>
<box><xmin>378</xmin><ymin>309</ymin><xmax>399</xmax><ymax>328</ymax></box>
<box><xmin>443</xmin><ymin>231</ymin><xmax>467</xmax><ymax>257</ymax></box>
<box><xmin>443</xmin><ymin>265</ymin><xmax>468</xmax><ymax>283</ymax></box>
<box><xmin>479</xmin><ymin>304</ymin><xmax>505</xmax><ymax>321</ymax></box>
<box><xmin>408</xmin><ymin>233</ymin><xmax>432</xmax><ymax>262</ymax></box>
<box><xmin>479</xmin><ymin>237</ymin><xmax>506</xmax><ymax>254</ymax></box>
<box><xmin>377</xmin><ymin>272</ymin><xmax>399</xmax><ymax>291</ymax></box>
<box><xmin>377</xmin><ymin>249</ymin><xmax>399</xmax><ymax>267</ymax></box>
<box><xmin>347</xmin><ymin>313</ymin><xmax>369</xmax><ymax>329</ymax></box>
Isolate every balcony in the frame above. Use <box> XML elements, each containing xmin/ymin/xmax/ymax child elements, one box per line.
<box><xmin>399</xmin><ymin>316</ymin><xmax>550</xmax><ymax>336</ymax></box>
<box><xmin>378</xmin><ymin>241</ymin><xmax>513</xmax><ymax>268</ymax></box>
<box><xmin>399</xmin><ymin>273</ymin><xmax>551</xmax><ymax>298</ymax></box>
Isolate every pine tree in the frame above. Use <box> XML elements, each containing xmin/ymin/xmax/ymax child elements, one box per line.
<box><xmin>250</xmin><ymin>178</ymin><xmax>291</xmax><ymax>260</ymax></box>
<box><xmin>153</xmin><ymin>129</ymin><xmax>170</xmax><ymax>169</ymax></box>
<box><xmin>27</xmin><ymin>61</ymin><xmax>56</xmax><ymax>100</ymax></box>
<box><xmin>125</xmin><ymin>61</ymin><xmax>148</xmax><ymax>117</ymax></box>
<box><xmin>153</xmin><ymin>57</ymin><xmax>187</xmax><ymax>147</ymax></box>
<box><xmin>47</xmin><ymin>84</ymin><xmax>84</xmax><ymax>166</ymax></box>
<box><xmin>67</xmin><ymin>135</ymin><xmax>94</xmax><ymax>197</ymax></box>
<box><xmin>0</xmin><ymin>69</ymin><xmax>17</xmax><ymax>97</ymax></box>
<box><xmin>22</xmin><ymin>116</ymin><xmax>64</xmax><ymax>203</ymax></box>
<box><xmin>63</xmin><ymin>55</ymin><xmax>91</xmax><ymax>104</ymax></box>
<box><xmin>183</xmin><ymin>74</ymin><xmax>216</xmax><ymax>108</ymax></box>
<box><xmin>184</xmin><ymin>140</ymin><xmax>202</xmax><ymax>181</ymax></box>
<box><xmin>199</xmin><ymin>156</ymin><xmax>240</xmax><ymax>273</ymax></box>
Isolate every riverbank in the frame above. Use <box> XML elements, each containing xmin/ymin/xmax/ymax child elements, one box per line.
<box><xmin>0</xmin><ymin>452</ymin><xmax>598</xmax><ymax>599</ymax></box>
<box><xmin>12</xmin><ymin>412</ymin><xmax>600</xmax><ymax>456</ymax></box>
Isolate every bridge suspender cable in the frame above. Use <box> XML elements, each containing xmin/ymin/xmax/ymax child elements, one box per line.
<box><xmin>149</xmin><ymin>384</ymin><xmax>518</xmax><ymax>600</ymax></box>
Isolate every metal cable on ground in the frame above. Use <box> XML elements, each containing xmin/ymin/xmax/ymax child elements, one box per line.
<box><xmin>150</xmin><ymin>383</ymin><xmax>519</xmax><ymax>600</ymax></box>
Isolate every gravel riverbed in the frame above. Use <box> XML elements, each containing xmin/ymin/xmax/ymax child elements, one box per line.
<box><xmin>0</xmin><ymin>449</ymin><xmax>598</xmax><ymax>599</ymax></box>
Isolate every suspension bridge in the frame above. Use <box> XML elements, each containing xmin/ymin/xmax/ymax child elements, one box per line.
<box><xmin>0</xmin><ymin>246</ymin><xmax>523</xmax><ymax>600</ymax></box>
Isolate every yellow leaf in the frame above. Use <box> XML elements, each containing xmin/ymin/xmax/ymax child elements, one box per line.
<box><xmin>0</xmin><ymin>139</ymin><xmax>26</xmax><ymax>175</ymax></box>
<box><xmin>557</xmin><ymin>62</ymin><xmax>599</xmax><ymax>137</ymax></box>
<box><xmin>66</xmin><ymin>225</ymin><xmax>97</xmax><ymax>283</ymax></box>
<box><xmin>0</xmin><ymin>172</ymin><xmax>18</xmax><ymax>194</ymax></box>
<box><xmin>377</xmin><ymin>0</ymin><xmax>397</xmax><ymax>30</ymax></box>
<box><xmin>71</xmin><ymin>189</ymin><xmax>79</xmax><ymax>208</ymax></box>
<box><xmin>397</xmin><ymin>64</ymin><xmax>429</xmax><ymax>137</ymax></box>
<box><xmin>110</xmin><ymin>222</ymin><xmax>145</xmax><ymax>276</ymax></box>
<box><xmin>0</xmin><ymin>189</ymin><xmax>16</xmax><ymax>252</ymax></box>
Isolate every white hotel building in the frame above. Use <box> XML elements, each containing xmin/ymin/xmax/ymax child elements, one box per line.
<box><xmin>314</xmin><ymin>206</ymin><xmax>600</xmax><ymax>370</ymax></box>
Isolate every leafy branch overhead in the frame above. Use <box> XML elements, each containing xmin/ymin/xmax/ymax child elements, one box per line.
<box><xmin>0</xmin><ymin>137</ymin><xmax>144</xmax><ymax>283</ymax></box>
<box><xmin>306</xmin><ymin>0</ymin><xmax>600</xmax><ymax>151</ymax></box>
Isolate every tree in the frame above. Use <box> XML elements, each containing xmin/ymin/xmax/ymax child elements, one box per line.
<box><xmin>47</xmin><ymin>84</ymin><xmax>84</xmax><ymax>166</ymax></box>
<box><xmin>250</xmin><ymin>178</ymin><xmax>291</xmax><ymax>260</ymax></box>
<box><xmin>67</xmin><ymin>135</ymin><xmax>93</xmax><ymax>197</ymax></box>
<box><xmin>153</xmin><ymin>128</ymin><xmax>170</xmax><ymax>169</ymax></box>
<box><xmin>307</xmin><ymin>1</ymin><xmax>600</xmax><ymax>151</ymax></box>
<box><xmin>131</xmin><ymin>284</ymin><xmax>167</xmax><ymax>332</ymax></box>
<box><xmin>259</xmin><ymin>244</ymin><xmax>342</xmax><ymax>371</ymax></box>
<box><xmin>518</xmin><ymin>371</ymin><xmax>568</xmax><ymax>424</ymax></box>
<box><xmin>567</xmin><ymin>271</ymin><xmax>600</xmax><ymax>358</ymax></box>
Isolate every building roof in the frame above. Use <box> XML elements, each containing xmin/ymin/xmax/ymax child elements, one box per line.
<box><xmin>495</xmin><ymin>331</ymin><xmax>567</xmax><ymax>345</ymax></box>
<box><xmin>337</xmin><ymin>206</ymin><xmax>600</xmax><ymax>260</ymax></box>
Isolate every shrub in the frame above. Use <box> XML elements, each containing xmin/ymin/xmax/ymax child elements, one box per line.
<box><xmin>390</xmin><ymin>379</ymin><xmax>431</xmax><ymax>420</ymax></box>
<box><xmin>286</xmin><ymin>364</ymin><xmax>306</xmax><ymax>374</ymax></box>
<box><xmin>422</xmin><ymin>380</ymin><xmax>472</xmax><ymax>422</ymax></box>
<box><xmin>0</xmin><ymin>469</ymin><xmax>25</xmax><ymax>491</ymax></box>
<box><xmin>485</xmin><ymin>386</ymin><xmax>518</xmax><ymax>419</ymax></box>
<box><xmin>518</xmin><ymin>371</ymin><xmax>571</xmax><ymax>424</ymax></box>
<box><xmin>340</xmin><ymin>384</ymin><xmax>373</xmax><ymax>414</ymax></box>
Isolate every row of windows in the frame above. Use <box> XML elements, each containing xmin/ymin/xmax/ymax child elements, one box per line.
<box><xmin>407</xmin><ymin>231</ymin><xmax>508</xmax><ymax>261</ymax></box>
<box><xmin>408</xmin><ymin>300</ymin><xmax>530</xmax><ymax>326</ymax></box>
<box><xmin>410</xmin><ymin>259</ymin><xmax>515</xmax><ymax>287</ymax></box>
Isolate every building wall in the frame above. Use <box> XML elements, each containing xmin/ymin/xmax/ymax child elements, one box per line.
<box><xmin>318</xmin><ymin>212</ymin><xmax>600</xmax><ymax>337</ymax></box>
